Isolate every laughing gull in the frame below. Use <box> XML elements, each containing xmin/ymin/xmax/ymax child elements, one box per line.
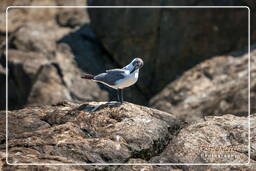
<box><xmin>81</xmin><ymin>58</ymin><xmax>144</xmax><ymax>104</ymax></box>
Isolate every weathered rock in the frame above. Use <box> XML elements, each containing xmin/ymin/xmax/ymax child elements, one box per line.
<box><xmin>11</xmin><ymin>23</ymin><xmax>70</xmax><ymax>54</ymax></box>
<box><xmin>116</xmin><ymin>158</ymin><xmax>182</xmax><ymax>171</ymax></box>
<box><xmin>56</xmin><ymin>8</ymin><xmax>90</xmax><ymax>28</ymax></box>
<box><xmin>150</xmin><ymin>48</ymin><xmax>255</xmax><ymax>122</ymax></box>
<box><xmin>0</xmin><ymin>0</ymin><xmax>89</xmax><ymax>32</ymax></box>
<box><xmin>0</xmin><ymin>64</ymin><xmax>5</xmax><ymax>109</ymax></box>
<box><xmin>0</xmin><ymin>101</ymin><xmax>179</xmax><ymax>166</ymax></box>
<box><xmin>88</xmin><ymin>0</ymin><xmax>254</xmax><ymax>97</ymax></box>
<box><xmin>6</xmin><ymin>50</ymin><xmax>49</xmax><ymax>108</ymax></box>
<box><xmin>59</xmin><ymin>25</ymin><xmax>107</xmax><ymax>75</ymax></box>
<box><xmin>150</xmin><ymin>114</ymin><xmax>255</xmax><ymax>170</ymax></box>
<box><xmin>27</xmin><ymin>44</ymin><xmax>108</xmax><ymax>106</ymax></box>
<box><xmin>251</xmin><ymin>114</ymin><xmax>256</xmax><ymax>161</ymax></box>
<box><xmin>4</xmin><ymin>43</ymin><xmax>108</xmax><ymax>109</ymax></box>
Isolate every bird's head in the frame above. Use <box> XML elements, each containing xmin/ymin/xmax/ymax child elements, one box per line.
<box><xmin>130</xmin><ymin>58</ymin><xmax>144</xmax><ymax>73</ymax></box>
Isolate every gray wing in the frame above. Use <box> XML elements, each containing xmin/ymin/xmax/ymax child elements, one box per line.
<box><xmin>94</xmin><ymin>70</ymin><xmax>126</xmax><ymax>86</ymax></box>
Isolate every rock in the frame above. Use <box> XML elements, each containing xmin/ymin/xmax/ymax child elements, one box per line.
<box><xmin>0</xmin><ymin>103</ymin><xmax>254</xmax><ymax>170</ymax></box>
<box><xmin>116</xmin><ymin>158</ymin><xmax>182</xmax><ymax>171</ymax></box>
<box><xmin>88</xmin><ymin>0</ymin><xmax>254</xmax><ymax>97</ymax></box>
<box><xmin>56</xmin><ymin>8</ymin><xmax>90</xmax><ymax>28</ymax></box>
<box><xmin>27</xmin><ymin>43</ymin><xmax>108</xmax><ymax>106</ymax></box>
<box><xmin>150</xmin><ymin>114</ymin><xmax>255</xmax><ymax>170</ymax></box>
<box><xmin>0</xmin><ymin>101</ymin><xmax>179</xmax><ymax>167</ymax></box>
<box><xmin>4</xmin><ymin>43</ymin><xmax>108</xmax><ymax>110</ymax></box>
<box><xmin>27</xmin><ymin>64</ymin><xmax>72</xmax><ymax>105</ymax></box>
<box><xmin>0</xmin><ymin>64</ymin><xmax>5</xmax><ymax>109</ymax></box>
<box><xmin>11</xmin><ymin>23</ymin><xmax>70</xmax><ymax>54</ymax></box>
<box><xmin>0</xmin><ymin>2</ymin><xmax>111</xmax><ymax>110</ymax></box>
<box><xmin>251</xmin><ymin>115</ymin><xmax>256</xmax><ymax>161</ymax></box>
<box><xmin>6</xmin><ymin>50</ymin><xmax>49</xmax><ymax>109</ymax></box>
<box><xmin>150</xmin><ymin>48</ymin><xmax>256</xmax><ymax>122</ymax></box>
<box><xmin>0</xmin><ymin>0</ymin><xmax>88</xmax><ymax>33</ymax></box>
<box><xmin>59</xmin><ymin>25</ymin><xmax>107</xmax><ymax>75</ymax></box>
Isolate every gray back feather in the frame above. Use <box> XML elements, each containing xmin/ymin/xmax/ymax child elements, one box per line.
<box><xmin>94</xmin><ymin>69</ymin><xmax>126</xmax><ymax>86</ymax></box>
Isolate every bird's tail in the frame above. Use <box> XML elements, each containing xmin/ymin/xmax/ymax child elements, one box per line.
<box><xmin>81</xmin><ymin>74</ymin><xmax>94</xmax><ymax>80</ymax></box>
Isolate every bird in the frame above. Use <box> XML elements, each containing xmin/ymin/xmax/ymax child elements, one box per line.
<box><xmin>81</xmin><ymin>58</ymin><xmax>144</xmax><ymax>104</ymax></box>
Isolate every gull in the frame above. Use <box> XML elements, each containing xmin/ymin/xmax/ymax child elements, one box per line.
<box><xmin>81</xmin><ymin>58</ymin><xmax>144</xmax><ymax>104</ymax></box>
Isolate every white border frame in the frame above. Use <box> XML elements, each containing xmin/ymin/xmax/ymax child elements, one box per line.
<box><xmin>5</xmin><ymin>6</ymin><xmax>251</xmax><ymax>166</ymax></box>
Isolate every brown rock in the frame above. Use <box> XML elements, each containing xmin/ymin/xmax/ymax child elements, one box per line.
<box><xmin>7</xmin><ymin>50</ymin><xmax>49</xmax><ymax>109</ymax></box>
<box><xmin>0</xmin><ymin>0</ymin><xmax>88</xmax><ymax>33</ymax></box>
<box><xmin>27</xmin><ymin>44</ymin><xmax>108</xmax><ymax>106</ymax></box>
<box><xmin>56</xmin><ymin>8</ymin><xmax>90</xmax><ymax>28</ymax></box>
<box><xmin>116</xmin><ymin>158</ymin><xmax>182</xmax><ymax>171</ymax></box>
<box><xmin>150</xmin><ymin>48</ymin><xmax>255</xmax><ymax>123</ymax></box>
<box><xmin>11</xmin><ymin>23</ymin><xmax>70</xmax><ymax>54</ymax></box>
<box><xmin>150</xmin><ymin>114</ymin><xmax>255</xmax><ymax>170</ymax></box>
<box><xmin>88</xmin><ymin>0</ymin><xmax>253</xmax><ymax>97</ymax></box>
<box><xmin>0</xmin><ymin>64</ymin><xmax>6</xmax><ymax>109</ymax></box>
<box><xmin>0</xmin><ymin>101</ymin><xmax>179</xmax><ymax>166</ymax></box>
<box><xmin>5</xmin><ymin>43</ymin><xmax>108</xmax><ymax>109</ymax></box>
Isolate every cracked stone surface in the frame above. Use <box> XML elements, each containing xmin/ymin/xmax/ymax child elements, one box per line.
<box><xmin>150</xmin><ymin>114</ymin><xmax>256</xmax><ymax>170</ymax></box>
<box><xmin>0</xmin><ymin>101</ymin><xmax>180</xmax><ymax>167</ymax></box>
<box><xmin>0</xmin><ymin>103</ymin><xmax>255</xmax><ymax>170</ymax></box>
<box><xmin>150</xmin><ymin>48</ymin><xmax>256</xmax><ymax>123</ymax></box>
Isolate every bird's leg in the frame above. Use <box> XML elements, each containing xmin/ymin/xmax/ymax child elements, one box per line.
<box><xmin>117</xmin><ymin>89</ymin><xmax>123</xmax><ymax>104</ymax></box>
<box><xmin>117</xmin><ymin>89</ymin><xmax>120</xmax><ymax>103</ymax></box>
<box><xmin>120</xmin><ymin>89</ymin><xmax>123</xmax><ymax>104</ymax></box>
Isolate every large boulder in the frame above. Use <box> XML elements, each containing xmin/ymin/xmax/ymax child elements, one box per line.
<box><xmin>4</xmin><ymin>42</ymin><xmax>108</xmax><ymax>110</ymax></box>
<box><xmin>150</xmin><ymin>114</ymin><xmax>255</xmax><ymax>170</ymax></box>
<box><xmin>0</xmin><ymin>103</ymin><xmax>254</xmax><ymax>170</ymax></box>
<box><xmin>0</xmin><ymin>101</ymin><xmax>179</xmax><ymax>167</ymax></box>
<box><xmin>11</xmin><ymin>23</ymin><xmax>70</xmax><ymax>54</ymax></box>
<box><xmin>88</xmin><ymin>0</ymin><xmax>254</xmax><ymax>97</ymax></box>
<box><xmin>27</xmin><ymin>44</ymin><xmax>108</xmax><ymax>106</ymax></box>
<box><xmin>0</xmin><ymin>3</ymin><xmax>109</xmax><ymax>110</ymax></box>
<box><xmin>150</xmin><ymin>48</ymin><xmax>255</xmax><ymax>122</ymax></box>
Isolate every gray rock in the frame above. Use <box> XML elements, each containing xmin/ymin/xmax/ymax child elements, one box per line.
<box><xmin>12</xmin><ymin>23</ymin><xmax>70</xmax><ymax>54</ymax></box>
<box><xmin>0</xmin><ymin>101</ymin><xmax>179</xmax><ymax>166</ymax></box>
<box><xmin>150</xmin><ymin>48</ymin><xmax>255</xmax><ymax>123</ymax></box>
<box><xmin>27</xmin><ymin>44</ymin><xmax>108</xmax><ymax>106</ymax></box>
<box><xmin>88</xmin><ymin>0</ymin><xmax>254</xmax><ymax>98</ymax></box>
<box><xmin>56</xmin><ymin>8</ymin><xmax>90</xmax><ymax>28</ymax></box>
<box><xmin>150</xmin><ymin>114</ymin><xmax>255</xmax><ymax>170</ymax></box>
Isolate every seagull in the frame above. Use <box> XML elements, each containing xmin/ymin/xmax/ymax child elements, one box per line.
<box><xmin>81</xmin><ymin>58</ymin><xmax>144</xmax><ymax>104</ymax></box>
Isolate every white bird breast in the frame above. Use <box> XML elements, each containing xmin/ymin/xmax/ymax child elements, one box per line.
<box><xmin>114</xmin><ymin>70</ymin><xmax>139</xmax><ymax>89</ymax></box>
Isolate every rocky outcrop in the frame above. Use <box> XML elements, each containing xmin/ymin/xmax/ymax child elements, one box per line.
<box><xmin>0</xmin><ymin>0</ymin><xmax>111</xmax><ymax>110</ymax></box>
<box><xmin>0</xmin><ymin>102</ymin><xmax>179</xmax><ymax>166</ymax></box>
<box><xmin>88</xmin><ymin>0</ymin><xmax>255</xmax><ymax>97</ymax></box>
<box><xmin>5</xmin><ymin>42</ymin><xmax>108</xmax><ymax>109</ymax></box>
<box><xmin>151</xmin><ymin>114</ymin><xmax>252</xmax><ymax>166</ymax></box>
<box><xmin>150</xmin><ymin>48</ymin><xmax>255</xmax><ymax>123</ymax></box>
<box><xmin>0</xmin><ymin>103</ymin><xmax>254</xmax><ymax>170</ymax></box>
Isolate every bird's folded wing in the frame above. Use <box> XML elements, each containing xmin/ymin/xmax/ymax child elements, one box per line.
<box><xmin>94</xmin><ymin>70</ymin><xmax>126</xmax><ymax>86</ymax></box>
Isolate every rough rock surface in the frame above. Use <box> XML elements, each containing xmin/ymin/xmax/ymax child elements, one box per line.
<box><xmin>5</xmin><ymin>43</ymin><xmax>108</xmax><ymax>109</ymax></box>
<box><xmin>0</xmin><ymin>1</ymin><xmax>110</xmax><ymax>110</ymax></box>
<box><xmin>0</xmin><ymin>102</ymin><xmax>179</xmax><ymax>166</ymax></box>
<box><xmin>88</xmin><ymin>0</ymin><xmax>255</xmax><ymax>97</ymax></box>
<box><xmin>150</xmin><ymin>48</ymin><xmax>255</xmax><ymax>122</ymax></box>
<box><xmin>0</xmin><ymin>104</ymin><xmax>254</xmax><ymax>170</ymax></box>
<box><xmin>150</xmin><ymin>114</ymin><xmax>255</xmax><ymax>170</ymax></box>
